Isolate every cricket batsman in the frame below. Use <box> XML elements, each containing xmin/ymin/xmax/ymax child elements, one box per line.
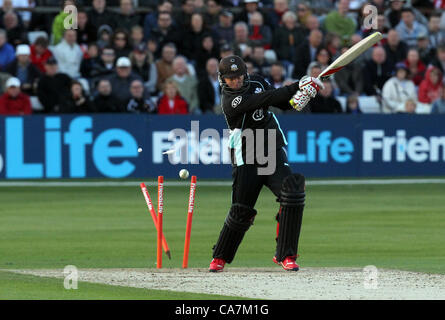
<box><xmin>209</xmin><ymin>55</ymin><xmax>323</xmax><ymax>272</ymax></box>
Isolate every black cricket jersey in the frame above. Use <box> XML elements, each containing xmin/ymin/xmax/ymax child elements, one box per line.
<box><xmin>220</xmin><ymin>74</ymin><xmax>299</xmax><ymax>166</ymax></box>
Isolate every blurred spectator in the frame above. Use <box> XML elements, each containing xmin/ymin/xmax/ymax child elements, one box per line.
<box><xmin>52</xmin><ymin>29</ymin><xmax>83</xmax><ymax>79</ymax></box>
<box><xmin>272</xmin><ymin>11</ymin><xmax>305</xmax><ymax>62</ymax></box>
<box><xmin>0</xmin><ymin>0</ymin><xmax>23</xmax><ymax>30</ymax></box>
<box><xmin>155</xmin><ymin>42</ymin><xmax>176</xmax><ymax>92</ymax></box>
<box><xmin>345</xmin><ymin>94</ymin><xmax>362</xmax><ymax>114</ymax></box>
<box><xmin>112</xmin><ymin>29</ymin><xmax>131</xmax><ymax>59</ymax></box>
<box><xmin>167</xmin><ymin>56</ymin><xmax>198</xmax><ymax>113</ymax></box>
<box><xmin>181</xmin><ymin>12</ymin><xmax>209</xmax><ymax>60</ymax></box>
<box><xmin>84</xmin><ymin>46</ymin><xmax>115</xmax><ymax>84</ymax></box>
<box><xmin>292</xmin><ymin>29</ymin><xmax>323</xmax><ymax>80</ymax></box>
<box><xmin>324</xmin><ymin>32</ymin><xmax>341</xmax><ymax>60</ymax></box>
<box><xmin>0</xmin><ymin>77</ymin><xmax>31</xmax><ymax>114</ymax></box>
<box><xmin>30</xmin><ymin>36</ymin><xmax>53</xmax><ymax>74</ymax></box>
<box><xmin>361</xmin><ymin>13</ymin><xmax>390</xmax><ymax>40</ymax></box>
<box><xmin>383</xmin><ymin>29</ymin><xmax>408</xmax><ymax>70</ymax></box>
<box><xmin>174</xmin><ymin>0</ymin><xmax>196</xmax><ymax>30</ymax></box>
<box><xmin>308</xmin><ymin>80</ymin><xmax>342</xmax><ymax>113</ymax></box>
<box><xmin>96</xmin><ymin>24</ymin><xmax>113</xmax><ymax>49</ymax></box>
<box><xmin>76</xmin><ymin>8</ymin><xmax>97</xmax><ymax>46</ymax></box>
<box><xmin>129</xmin><ymin>44</ymin><xmax>157</xmax><ymax>94</ymax></box>
<box><xmin>204</xmin><ymin>0</ymin><xmax>222</xmax><ymax>27</ymax></box>
<box><xmin>428</xmin><ymin>13</ymin><xmax>445</xmax><ymax>50</ymax></box>
<box><xmin>93</xmin><ymin>78</ymin><xmax>122</xmax><ymax>112</ymax></box>
<box><xmin>219</xmin><ymin>42</ymin><xmax>234</xmax><ymax>59</ymax></box>
<box><xmin>384</xmin><ymin>0</ymin><xmax>428</xmax><ymax>29</ymax></box>
<box><xmin>416</xmin><ymin>33</ymin><xmax>434</xmax><ymax>66</ymax></box>
<box><xmin>370</xmin><ymin>0</ymin><xmax>385</xmax><ymax>13</ymax></box>
<box><xmin>3</xmin><ymin>10</ymin><xmax>26</xmax><ymax>47</ymax></box>
<box><xmin>303</xmin><ymin>15</ymin><xmax>320</xmax><ymax>36</ymax></box>
<box><xmin>267</xmin><ymin>0</ymin><xmax>289</xmax><ymax>30</ymax></box>
<box><xmin>0</xmin><ymin>29</ymin><xmax>14</xmax><ymax>70</ymax></box>
<box><xmin>195</xmin><ymin>34</ymin><xmax>220</xmax><ymax>76</ymax></box>
<box><xmin>307</xmin><ymin>62</ymin><xmax>322</xmax><ymax>78</ymax></box>
<box><xmin>432</xmin><ymin>44</ymin><xmax>445</xmax><ymax>75</ymax></box>
<box><xmin>80</xmin><ymin>43</ymin><xmax>101</xmax><ymax>80</ymax></box>
<box><xmin>267</xmin><ymin>62</ymin><xmax>286</xmax><ymax>88</ymax></box>
<box><xmin>116</xmin><ymin>0</ymin><xmax>141</xmax><ymax>33</ymax></box>
<box><xmin>334</xmin><ymin>46</ymin><xmax>364</xmax><ymax>96</ymax></box>
<box><xmin>37</xmin><ymin>57</ymin><xmax>72</xmax><ymax>113</ymax></box>
<box><xmin>130</xmin><ymin>25</ymin><xmax>145</xmax><ymax>49</ymax></box>
<box><xmin>381</xmin><ymin>62</ymin><xmax>416</xmax><ymax>113</ymax></box>
<box><xmin>235</xmin><ymin>0</ymin><xmax>268</xmax><ymax>26</ymax></box>
<box><xmin>157</xmin><ymin>79</ymin><xmax>188</xmax><ymax>114</ymax></box>
<box><xmin>250</xmin><ymin>44</ymin><xmax>271</xmax><ymax>77</ymax></box>
<box><xmin>314</xmin><ymin>47</ymin><xmax>331</xmax><ymax>74</ymax></box>
<box><xmin>150</xmin><ymin>11</ymin><xmax>181</xmax><ymax>57</ymax></box>
<box><xmin>245</xmin><ymin>59</ymin><xmax>254</xmax><ymax>74</ymax></box>
<box><xmin>295</xmin><ymin>2</ymin><xmax>311</xmax><ymax>28</ymax></box>
<box><xmin>363</xmin><ymin>46</ymin><xmax>393</xmax><ymax>95</ymax></box>
<box><xmin>418</xmin><ymin>66</ymin><xmax>442</xmax><ymax>105</ymax></box>
<box><xmin>60</xmin><ymin>80</ymin><xmax>93</xmax><ymax>113</ymax></box>
<box><xmin>404</xmin><ymin>48</ymin><xmax>426</xmax><ymax>86</ymax></box>
<box><xmin>397</xmin><ymin>98</ymin><xmax>417</xmax><ymax>114</ymax></box>
<box><xmin>289</xmin><ymin>0</ymin><xmax>334</xmax><ymax>12</ymax></box>
<box><xmin>197</xmin><ymin>57</ymin><xmax>220</xmax><ymax>113</ymax></box>
<box><xmin>51</xmin><ymin>0</ymin><xmax>76</xmax><ymax>46</ymax></box>
<box><xmin>248</xmin><ymin>11</ymin><xmax>273</xmax><ymax>49</ymax></box>
<box><xmin>126</xmin><ymin>79</ymin><xmax>156</xmax><ymax>113</ymax></box>
<box><xmin>88</xmin><ymin>0</ymin><xmax>117</xmax><ymax>31</ymax></box>
<box><xmin>5</xmin><ymin>44</ymin><xmax>41</xmax><ymax>96</ymax></box>
<box><xmin>233</xmin><ymin>21</ymin><xmax>254</xmax><ymax>59</ymax></box>
<box><xmin>431</xmin><ymin>84</ymin><xmax>445</xmax><ymax>114</ymax></box>
<box><xmin>106</xmin><ymin>56</ymin><xmax>143</xmax><ymax>105</ymax></box>
<box><xmin>324</xmin><ymin>0</ymin><xmax>356</xmax><ymax>44</ymax></box>
<box><xmin>143</xmin><ymin>0</ymin><xmax>174</xmax><ymax>40</ymax></box>
<box><xmin>212</xmin><ymin>10</ymin><xmax>235</xmax><ymax>46</ymax></box>
<box><xmin>395</xmin><ymin>7</ymin><xmax>428</xmax><ymax>47</ymax></box>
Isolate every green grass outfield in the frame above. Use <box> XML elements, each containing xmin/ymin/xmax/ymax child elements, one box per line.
<box><xmin>1</xmin><ymin>181</ymin><xmax>444</xmax><ymax>299</ymax></box>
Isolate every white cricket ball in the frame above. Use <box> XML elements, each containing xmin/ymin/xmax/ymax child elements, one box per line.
<box><xmin>138</xmin><ymin>147</ymin><xmax>143</xmax><ymax>153</ymax></box>
<box><xmin>179</xmin><ymin>169</ymin><xmax>189</xmax><ymax>179</ymax></box>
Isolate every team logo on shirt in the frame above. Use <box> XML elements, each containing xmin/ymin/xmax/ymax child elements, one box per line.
<box><xmin>254</xmin><ymin>87</ymin><xmax>263</xmax><ymax>94</ymax></box>
<box><xmin>252</xmin><ymin>108</ymin><xmax>264</xmax><ymax>121</ymax></box>
<box><xmin>231</xmin><ymin>64</ymin><xmax>238</xmax><ymax>71</ymax></box>
<box><xmin>232</xmin><ymin>96</ymin><xmax>242</xmax><ymax>108</ymax></box>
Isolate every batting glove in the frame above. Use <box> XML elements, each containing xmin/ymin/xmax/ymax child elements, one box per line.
<box><xmin>298</xmin><ymin>75</ymin><xmax>324</xmax><ymax>98</ymax></box>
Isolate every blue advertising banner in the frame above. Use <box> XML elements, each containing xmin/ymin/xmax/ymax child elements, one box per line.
<box><xmin>0</xmin><ymin>114</ymin><xmax>445</xmax><ymax>179</ymax></box>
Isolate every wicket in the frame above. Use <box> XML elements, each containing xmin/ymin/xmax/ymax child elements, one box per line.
<box><xmin>183</xmin><ymin>175</ymin><xmax>197</xmax><ymax>268</ymax></box>
<box><xmin>157</xmin><ymin>176</ymin><xmax>164</xmax><ymax>269</ymax></box>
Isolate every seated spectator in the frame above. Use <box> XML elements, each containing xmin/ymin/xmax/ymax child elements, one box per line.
<box><xmin>157</xmin><ymin>79</ymin><xmax>188</xmax><ymax>114</ymax></box>
<box><xmin>0</xmin><ymin>77</ymin><xmax>31</xmax><ymax>115</ymax></box>
<box><xmin>204</xmin><ymin>0</ymin><xmax>222</xmax><ymax>28</ymax></box>
<box><xmin>250</xmin><ymin>45</ymin><xmax>271</xmax><ymax>77</ymax></box>
<box><xmin>5</xmin><ymin>44</ymin><xmax>41</xmax><ymax>96</ymax></box>
<box><xmin>212</xmin><ymin>10</ymin><xmax>234</xmax><ymax>46</ymax></box>
<box><xmin>295</xmin><ymin>2</ymin><xmax>312</xmax><ymax>27</ymax></box>
<box><xmin>291</xmin><ymin>29</ymin><xmax>323</xmax><ymax>80</ymax></box>
<box><xmin>432</xmin><ymin>44</ymin><xmax>445</xmax><ymax>75</ymax></box>
<box><xmin>404</xmin><ymin>48</ymin><xmax>426</xmax><ymax>86</ymax></box>
<box><xmin>345</xmin><ymin>94</ymin><xmax>362</xmax><ymax>114</ymax></box>
<box><xmin>174</xmin><ymin>0</ymin><xmax>196</xmax><ymax>30</ymax></box>
<box><xmin>267</xmin><ymin>62</ymin><xmax>286</xmax><ymax>88</ymax></box>
<box><xmin>0</xmin><ymin>0</ymin><xmax>23</xmax><ymax>30</ymax></box>
<box><xmin>383</xmin><ymin>29</ymin><xmax>408</xmax><ymax>70</ymax></box>
<box><xmin>272</xmin><ymin>11</ymin><xmax>305</xmax><ymax>62</ymax></box>
<box><xmin>60</xmin><ymin>80</ymin><xmax>93</xmax><ymax>113</ymax></box>
<box><xmin>381</xmin><ymin>62</ymin><xmax>416</xmax><ymax>113</ymax></box>
<box><xmin>129</xmin><ymin>44</ymin><xmax>157</xmax><ymax>94</ymax></box>
<box><xmin>195</xmin><ymin>34</ymin><xmax>220</xmax><ymax>76</ymax></box>
<box><xmin>324</xmin><ymin>0</ymin><xmax>356</xmax><ymax>44</ymax></box>
<box><xmin>96</xmin><ymin>24</ymin><xmax>113</xmax><ymax>50</ymax></box>
<box><xmin>267</xmin><ymin>0</ymin><xmax>289</xmax><ymax>30</ymax></box>
<box><xmin>105</xmin><ymin>56</ymin><xmax>142</xmax><ymax>105</ymax></box>
<box><xmin>428</xmin><ymin>13</ymin><xmax>445</xmax><ymax>50</ymax></box>
<box><xmin>219</xmin><ymin>42</ymin><xmax>234</xmax><ymax>59</ymax></box>
<box><xmin>112</xmin><ymin>29</ymin><xmax>132</xmax><ymax>59</ymax></box>
<box><xmin>52</xmin><ymin>29</ymin><xmax>83</xmax><ymax>79</ymax></box>
<box><xmin>235</xmin><ymin>0</ymin><xmax>268</xmax><ymax>26</ymax></box>
<box><xmin>181</xmin><ymin>12</ymin><xmax>210</xmax><ymax>60</ymax></box>
<box><xmin>80</xmin><ymin>43</ymin><xmax>101</xmax><ymax>81</ymax></box>
<box><xmin>416</xmin><ymin>33</ymin><xmax>434</xmax><ymax>66</ymax></box>
<box><xmin>93</xmin><ymin>78</ymin><xmax>122</xmax><ymax>112</ymax></box>
<box><xmin>88</xmin><ymin>0</ymin><xmax>117</xmax><ymax>31</ymax></box>
<box><xmin>130</xmin><ymin>25</ymin><xmax>145</xmax><ymax>49</ymax></box>
<box><xmin>384</xmin><ymin>0</ymin><xmax>428</xmax><ymax>29</ymax></box>
<box><xmin>418</xmin><ymin>66</ymin><xmax>442</xmax><ymax>105</ymax></box>
<box><xmin>143</xmin><ymin>1</ymin><xmax>174</xmax><ymax>40</ymax></box>
<box><xmin>85</xmin><ymin>46</ymin><xmax>115</xmax><ymax>84</ymax></box>
<box><xmin>248</xmin><ymin>11</ymin><xmax>272</xmax><ymax>49</ymax></box>
<box><xmin>116</xmin><ymin>0</ymin><xmax>141</xmax><ymax>34</ymax></box>
<box><xmin>304</xmin><ymin>15</ymin><xmax>320</xmax><ymax>35</ymax></box>
<box><xmin>167</xmin><ymin>56</ymin><xmax>198</xmax><ymax>113</ymax></box>
<box><xmin>155</xmin><ymin>42</ymin><xmax>176</xmax><ymax>92</ymax></box>
<box><xmin>51</xmin><ymin>0</ymin><xmax>76</xmax><ymax>46</ymax></box>
<box><xmin>30</xmin><ymin>36</ymin><xmax>53</xmax><ymax>73</ymax></box>
<box><xmin>3</xmin><ymin>10</ymin><xmax>26</xmax><ymax>47</ymax></box>
<box><xmin>308</xmin><ymin>80</ymin><xmax>343</xmax><ymax>113</ymax></box>
<box><xmin>397</xmin><ymin>98</ymin><xmax>417</xmax><ymax>114</ymax></box>
<box><xmin>307</xmin><ymin>62</ymin><xmax>322</xmax><ymax>78</ymax></box>
<box><xmin>76</xmin><ymin>8</ymin><xmax>97</xmax><ymax>46</ymax></box>
<box><xmin>363</xmin><ymin>46</ymin><xmax>393</xmax><ymax>95</ymax></box>
<box><xmin>431</xmin><ymin>84</ymin><xmax>445</xmax><ymax>114</ymax></box>
<box><xmin>233</xmin><ymin>21</ymin><xmax>255</xmax><ymax>59</ymax></box>
<box><xmin>324</xmin><ymin>32</ymin><xmax>341</xmax><ymax>60</ymax></box>
<box><xmin>37</xmin><ymin>57</ymin><xmax>72</xmax><ymax>113</ymax></box>
<box><xmin>150</xmin><ymin>11</ymin><xmax>181</xmax><ymax>57</ymax></box>
<box><xmin>395</xmin><ymin>8</ymin><xmax>428</xmax><ymax>47</ymax></box>
<box><xmin>126</xmin><ymin>79</ymin><xmax>156</xmax><ymax>113</ymax></box>
<box><xmin>197</xmin><ymin>57</ymin><xmax>220</xmax><ymax>113</ymax></box>
<box><xmin>314</xmin><ymin>47</ymin><xmax>331</xmax><ymax>74</ymax></box>
<box><xmin>334</xmin><ymin>46</ymin><xmax>364</xmax><ymax>96</ymax></box>
<box><xmin>0</xmin><ymin>29</ymin><xmax>14</xmax><ymax>70</ymax></box>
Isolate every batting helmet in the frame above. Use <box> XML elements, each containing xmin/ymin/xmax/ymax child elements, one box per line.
<box><xmin>218</xmin><ymin>55</ymin><xmax>247</xmax><ymax>80</ymax></box>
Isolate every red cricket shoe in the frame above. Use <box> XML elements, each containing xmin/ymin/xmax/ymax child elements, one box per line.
<box><xmin>209</xmin><ymin>258</ymin><xmax>226</xmax><ymax>272</ymax></box>
<box><xmin>273</xmin><ymin>255</ymin><xmax>300</xmax><ymax>271</ymax></box>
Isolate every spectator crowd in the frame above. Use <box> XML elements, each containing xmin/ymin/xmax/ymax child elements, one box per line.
<box><xmin>0</xmin><ymin>0</ymin><xmax>445</xmax><ymax>116</ymax></box>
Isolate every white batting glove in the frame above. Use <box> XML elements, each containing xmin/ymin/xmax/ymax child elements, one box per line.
<box><xmin>299</xmin><ymin>75</ymin><xmax>324</xmax><ymax>98</ymax></box>
<box><xmin>290</xmin><ymin>90</ymin><xmax>311</xmax><ymax>111</ymax></box>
